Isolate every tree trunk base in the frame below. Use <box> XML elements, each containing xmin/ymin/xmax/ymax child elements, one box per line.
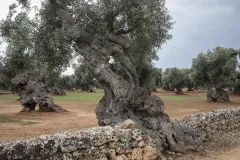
<box><xmin>96</xmin><ymin>87</ymin><xmax>200</xmax><ymax>153</ymax></box>
<box><xmin>234</xmin><ymin>89</ymin><xmax>240</xmax><ymax>95</ymax></box>
<box><xmin>176</xmin><ymin>88</ymin><xmax>184</xmax><ymax>95</ymax></box>
<box><xmin>12</xmin><ymin>70</ymin><xmax>67</xmax><ymax>112</ymax></box>
<box><xmin>52</xmin><ymin>87</ymin><xmax>66</xmax><ymax>96</ymax></box>
<box><xmin>187</xmin><ymin>88</ymin><xmax>194</xmax><ymax>92</ymax></box>
<box><xmin>207</xmin><ymin>88</ymin><xmax>229</xmax><ymax>102</ymax></box>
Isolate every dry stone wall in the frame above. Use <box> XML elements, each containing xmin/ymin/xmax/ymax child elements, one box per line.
<box><xmin>174</xmin><ymin>108</ymin><xmax>240</xmax><ymax>143</ymax></box>
<box><xmin>0</xmin><ymin>108</ymin><xmax>240</xmax><ymax>160</ymax></box>
<box><xmin>0</xmin><ymin>120</ymin><xmax>159</xmax><ymax>160</ymax></box>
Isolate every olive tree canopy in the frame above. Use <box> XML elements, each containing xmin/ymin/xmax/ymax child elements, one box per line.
<box><xmin>192</xmin><ymin>46</ymin><xmax>239</xmax><ymax>102</ymax></box>
<box><xmin>166</xmin><ymin>68</ymin><xmax>186</xmax><ymax>94</ymax></box>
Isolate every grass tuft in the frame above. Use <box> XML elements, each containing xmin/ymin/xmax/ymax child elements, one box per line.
<box><xmin>0</xmin><ymin>116</ymin><xmax>19</xmax><ymax>123</ymax></box>
<box><xmin>0</xmin><ymin>115</ymin><xmax>40</xmax><ymax>125</ymax></box>
<box><xmin>53</xmin><ymin>92</ymin><xmax>104</xmax><ymax>102</ymax></box>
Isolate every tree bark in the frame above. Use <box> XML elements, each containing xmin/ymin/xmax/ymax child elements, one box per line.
<box><xmin>12</xmin><ymin>70</ymin><xmax>67</xmax><ymax>112</ymax></box>
<box><xmin>176</xmin><ymin>88</ymin><xmax>184</xmax><ymax>95</ymax></box>
<box><xmin>187</xmin><ymin>87</ymin><xmax>194</xmax><ymax>92</ymax></box>
<box><xmin>207</xmin><ymin>88</ymin><xmax>229</xmax><ymax>102</ymax></box>
<box><xmin>233</xmin><ymin>87</ymin><xmax>240</xmax><ymax>95</ymax></box>
<box><xmin>52</xmin><ymin>87</ymin><xmax>66</xmax><ymax>96</ymax></box>
<box><xmin>50</xmin><ymin>0</ymin><xmax>199</xmax><ymax>154</ymax></box>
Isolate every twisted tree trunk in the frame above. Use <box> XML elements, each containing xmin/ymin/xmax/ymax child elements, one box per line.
<box><xmin>52</xmin><ymin>87</ymin><xmax>66</xmax><ymax>96</ymax></box>
<box><xmin>50</xmin><ymin>0</ymin><xmax>199</xmax><ymax>154</ymax></box>
<box><xmin>12</xmin><ymin>70</ymin><xmax>67</xmax><ymax>112</ymax></box>
<box><xmin>207</xmin><ymin>88</ymin><xmax>229</xmax><ymax>102</ymax></box>
<box><xmin>187</xmin><ymin>87</ymin><xmax>194</xmax><ymax>92</ymax></box>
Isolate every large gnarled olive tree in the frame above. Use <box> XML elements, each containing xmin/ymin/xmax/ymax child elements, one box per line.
<box><xmin>45</xmin><ymin>0</ymin><xmax>199</xmax><ymax>153</ymax></box>
<box><xmin>1</xmin><ymin>0</ymin><xmax>200</xmax><ymax>153</ymax></box>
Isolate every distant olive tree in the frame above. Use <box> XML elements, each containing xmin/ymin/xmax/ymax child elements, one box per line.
<box><xmin>165</xmin><ymin>68</ymin><xmax>186</xmax><ymax>95</ymax></box>
<box><xmin>161</xmin><ymin>68</ymin><xmax>170</xmax><ymax>91</ymax></box>
<box><xmin>74</xmin><ymin>64</ymin><xmax>95</xmax><ymax>91</ymax></box>
<box><xmin>233</xmin><ymin>71</ymin><xmax>240</xmax><ymax>94</ymax></box>
<box><xmin>153</xmin><ymin>68</ymin><xmax>163</xmax><ymax>88</ymax></box>
<box><xmin>0</xmin><ymin>2</ymin><xmax>73</xmax><ymax>90</ymax></box>
<box><xmin>181</xmin><ymin>68</ymin><xmax>194</xmax><ymax>91</ymax></box>
<box><xmin>192</xmin><ymin>46</ymin><xmax>239</xmax><ymax>102</ymax></box>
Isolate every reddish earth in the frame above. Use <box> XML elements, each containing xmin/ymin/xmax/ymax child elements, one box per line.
<box><xmin>0</xmin><ymin>101</ymin><xmax>98</xmax><ymax>142</ymax></box>
<box><xmin>0</xmin><ymin>92</ymin><xmax>239</xmax><ymax>159</ymax></box>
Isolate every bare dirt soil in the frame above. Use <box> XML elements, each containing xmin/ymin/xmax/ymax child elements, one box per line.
<box><xmin>0</xmin><ymin>92</ymin><xmax>240</xmax><ymax>159</ymax></box>
<box><xmin>0</xmin><ymin>101</ymin><xmax>98</xmax><ymax>142</ymax></box>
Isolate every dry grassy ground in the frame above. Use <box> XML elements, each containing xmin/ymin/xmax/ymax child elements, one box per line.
<box><xmin>0</xmin><ymin>91</ymin><xmax>239</xmax><ymax>159</ymax></box>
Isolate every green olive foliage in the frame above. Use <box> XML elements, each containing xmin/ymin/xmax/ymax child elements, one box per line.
<box><xmin>192</xmin><ymin>46</ymin><xmax>239</xmax><ymax>90</ymax></box>
<box><xmin>165</xmin><ymin>68</ymin><xmax>186</xmax><ymax>92</ymax></box>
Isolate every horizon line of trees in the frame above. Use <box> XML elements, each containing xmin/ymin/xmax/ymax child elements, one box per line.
<box><xmin>154</xmin><ymin>46</ymin><xmax>240</xmax><ymax>102</ymax></box>
<box><xmin>0</xmin><ymin>1</ymin><xmax>239</xmax><ymax>102</ymax></box>
<box><xmin>46</xmin><ymin>46</ymin><xmax>240</xmax><ymax>99</ymax></box>
<box><xmin>1</xmin><ymin>46</ymin><xmax>240</xmax><ymax>97</ymax></box>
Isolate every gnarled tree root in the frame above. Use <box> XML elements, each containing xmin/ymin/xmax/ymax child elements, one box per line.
<box><xmin>96</xmin><ymin>88</ymin><xmax>200</xmax><ymax>154</ymax></box>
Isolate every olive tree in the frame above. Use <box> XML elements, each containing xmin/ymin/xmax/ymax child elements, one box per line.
<box><xmin>165</xmin><ymin>68</ymin><xmax>186</xmax><ymax>94</ymax></box>
<box><xmin>181</xmin><ymin>68</ymin><xmax>194</xmax><ymax>91</ymax></box>
<box><xmin>3</xmin><ymin>0</ymin><xmax>201</xmax><ymax>153</ymax></box>
<box><xmin>74</xmin><ymin>63</ymin><xmax>95</xmax><ymax>91</ymax></box>
<box><xmin>152</xmin><ymin>68</ymin><xmax>163</xmax><ymax>89</ymax></box>
<box><xmin>0</xmin><ymin>1</ymin><xmax>73</xmax><ymax>89</ymax></box>
<box><xmin>0</xmin><ymin>7</ymin><xmax>35</xmax><ymax>90</ymax></box>
<box><xmin>161</xmin><ymin>68</ymin><xmax>171</xmax><ymax>91</ymax></box>
<box><xmin>192</xmin><ymin>47</ymin><xmax>238</xmax><ymax>102</ymax></box>
<box><xmin>0</xmin><ymin>56</ymin><xmax>9</xmax><ymax>90</ymax></box>
<box><xmin>233</xmin><ymin>71</ymin><xmax>240</xmax><ymax>94</ymax></box>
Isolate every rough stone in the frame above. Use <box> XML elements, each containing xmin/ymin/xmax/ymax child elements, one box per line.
<box><xmin>143</xmin><ymin>146</ymin><xmax>158</xmax><ymax>160</ymax></box>
<box><xmin>116</xmin><ymin>154</ymin><xmax>129</xmax><ymax>160</ymax></box>
<box><xmin>120</xmin><ymin>119</ymin><xmax>136</xmax><ymax>129</ymax></box>
<box><xmin>137</xmin><ymin>141</ymin><xmax>145</xmax><ymax>148</ymax></box>
<box><xmin>175</xmin><ymin>153</ymin><xmax>183</xmax><ymax>157</ymax></box>
<box><xmin>0</xmin><ymin>120</ymin><xmax>155</xmax><ymax>160</ymax></box>
<box><xmin>131</xmin><ymin>148</ymin><xmax>143</xmax><ymax>160</ymax></box>
<box><xmin>174</xmin><ymin>108</ymin><xmax>240</xmax><ymax>143</ymax></box>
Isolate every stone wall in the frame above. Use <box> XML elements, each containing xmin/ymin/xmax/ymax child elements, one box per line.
<box><xmin>1</xmin><ymin>108</ymin><xmax>240</xmax><ymax>160</ymax></box>
<box><xmin>0</xmin><ymin>120</ymin><xmax>159</xmax><ymax>160</ymax></box>
<box><xmin>174</xmin><ymin>108</ymin><xmax>240</xmax><ymax>142</ymax></box>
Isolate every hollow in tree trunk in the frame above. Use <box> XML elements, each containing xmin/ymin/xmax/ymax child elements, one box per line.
<box><xmin>207</xmin><ymin>88</ymin><xmax>229</xmax><ymax>102</ymax></box>
<box><xmin>50</xmin><ymin>0</ymin><xmax>200</xmax><ymax>154</ymax></box>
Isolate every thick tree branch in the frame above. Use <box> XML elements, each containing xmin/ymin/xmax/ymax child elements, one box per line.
<box><xmin>106</xmin><ymin>33</ymin><xmax>136</xmax><ymax>63</ymax></box>
<box><xmin>112</xmin><ymin>44</ymin><xmax>139</xmax><ymax>87</ymax></box>
<box><xmin>50</xmin><ymin>0</ymin><xmax>74</xmax><ymax>25</ymax></box>
<box><xmin>103</xmin><ymin>0</ymin><xmax>126</xmax><ymax>32</ymax></box>
<box><xmin>50</xmin><ymin>0</ymin><xmax>134</xmax><ymax>97</ymax></box>
<box><xmin>106</xmin><ymin>33</ymin><xmax>131</xmax><ymax>49</ymax></box>
<box><xmin>105</xmin><ymin>33</ymin><xmax>139</xmax><ymax>86</ymax></box>
<box><xmin>50</xmin><ymin>0</ymin><xmax>94</xmax><ymax>44</ymax></box>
